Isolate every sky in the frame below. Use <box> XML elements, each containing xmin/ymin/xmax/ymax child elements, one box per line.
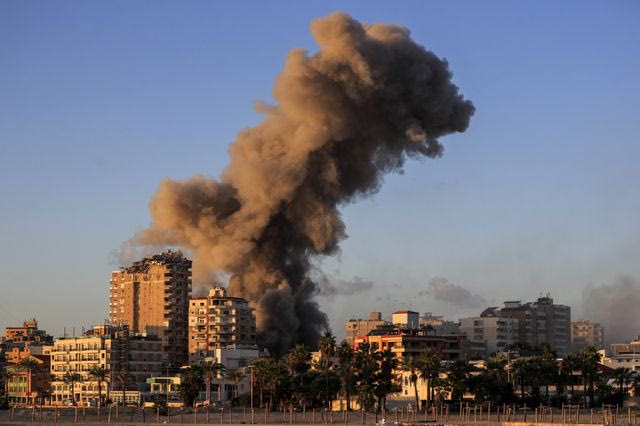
<box><xmin>1</xmin><ymin>1</ymin><xmax>639</xmax><ymax>341</ymax></box>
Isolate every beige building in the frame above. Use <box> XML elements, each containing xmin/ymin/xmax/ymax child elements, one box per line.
<box><xmin>611</xmin><ymin>337</ymin><xmax>640</xmax><ymax>357</ymax></box>
<box><xmin>392</xmin><ymin>310</ymin><xmax>420</xmax><ymax>330</ymax></box>
<box><xmin>109</xmin><ymin>250</ymin><xmax>191</xmax><ymax>367</ymax></box>
<box><xmin>345</xmin><ymin>312</ymin><xmax>390</xmax><ymax>344</ymax></box>
<box><xmin>188</xmin><ymin>287</ymin><xmax>256</xmax><ymax>360</ymax></box>
<box><xmin>49</xmin><ymin>324</ymin><xmax>162</xmax><ymax>406</ymax></box>
<box><xmin>571</xmin><ymin>320</ymin><xmax>604</xmax><ymax>352</ymax></box>
<box><xmin>460</xmin><ymin>316</ymin><xmax>519</xmax><ymax>355</ymax></box>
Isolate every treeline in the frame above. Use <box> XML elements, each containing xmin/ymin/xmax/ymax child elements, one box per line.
<box><xmin>179</xmin><ymin>338</ymin><xmax>640</xmax><ymax>411</ymax></box>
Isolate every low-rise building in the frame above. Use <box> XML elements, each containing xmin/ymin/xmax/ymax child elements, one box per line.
<box><xmin>419</xmin><ymin>313</ymin><xmax>461</xmax><ymax>335</ymax></box>
<box><xmin>345</xmin><ymin>312</ymin><xmax>390</xmax><ymax>344</ymax></box>
<box><xmin>353</xmin><ymin>326</ymin><xmax>467</xmax><ymax>361</ymax></box>
<box><xmin>49</xmin><ymin>324</ymin><xmax>162</xmax><ymax>406</ymax></box>
<box><xmin>611</xmin><ymin>337</ymin><xmax>640</xmax><ymax>357</ymax></box>
<box><xmin>5</xmin><ymin>354</ymin><xmax>51</xmax><ymax>405</ymax></box>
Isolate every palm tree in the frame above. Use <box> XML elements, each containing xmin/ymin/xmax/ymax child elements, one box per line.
<box><xmin>226</xmin><ymin>369</ymin><xmax>245</xmax><ymax>399</ymax></box>
<box><xmin>115</xmin><ymin>371</ymin><xmax>135</xmax><ymax>406</ymax></box>
<box><xmin>511</xmin><ymin>358</ymin><xmax>529</xmax><ymax>402</ymax></box>
<box><xmin>612</xmin><ymin>367</ymin><xmax>634</xmax><ymax>399</ymax></box>
<box><xmin>284</xmin><ymin>345</ymin><xmax>311</xmax><ymax>385</ymax></box>
<box><xmin>88</xmin><ymin>366</ymin><xmax>109</xmax><ymax>406</ymax></box>
<box><xmin>179</xmin><ymin>366</ymin><xmax>204</xmax><ymax>407</ymax></box>
<box><xmin>336</xmin><ymin>341</ymin><xmax>355</xmax><ymax>411</ymax></box>
<box><xmin>318</xmin><ymin>331</ymin><xmax>336</xmax><ymax>410</ymax></box>
<box><xmin>447</xmin><ymin>359</ymin><xmax>473</xmax><ymax>403</ymax></box>
<box><xmin>417</xmin><ymin>351</ymin><xmax>441</xmax><ymax>410</ymax></box>
<box><xmin>578</xmin><ymin>347</ymin><xmax>601</xmax><ymax>407</ymax></box>
<box><xmin>18</xmin><ymin>358</ymin><xmax>40</xmax><ymax>405</ymax></box>
<box><xmin>63</xmin><ymin>372</ymin><xmax>83</xmax><ymax>406</ymax></box>
<box><xmin>401</xmin><ymin>356</ymin><xmax>421</xmax><ymax>411</ymax></box>
<box><xmin>201</xmin><ymin>361</ymin><xmax>224</xmax><ymax>404</ymax></box>
<box><xmin>561</xmin><ymin>354</ymin><xmax>579</xmax><ymax>402</ymax></box>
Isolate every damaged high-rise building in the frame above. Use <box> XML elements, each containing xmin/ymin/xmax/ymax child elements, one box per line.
<box><xmin>109</xmin><ymin>250</ymin><xmax>191</xmax><ymax>368</ymax></box>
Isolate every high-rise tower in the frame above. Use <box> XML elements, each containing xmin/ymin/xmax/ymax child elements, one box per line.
<box><xmin>109</xmin><ymin>250</ymin><xmax>191</xmax><ymax>367</ymax></box>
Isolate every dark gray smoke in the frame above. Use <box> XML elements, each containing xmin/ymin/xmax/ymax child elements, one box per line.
<box><xmin>317</xmin><ymin>275</ymin><xmax>374</xmax><ymax>297</ymax></box>
<box><xmin>420</xmin><ymin>276</ymin><xmax>486</xmax><ymax>309</ymax></box>
<box><xmin>134</xmin><ymin>12</ymin><xmax>474</xmax><ymax>355</ymax></box>
<box><xmin>582</xmin><ymin>276</ymin><xmax>640</xmax><ymax>344</ymax></box>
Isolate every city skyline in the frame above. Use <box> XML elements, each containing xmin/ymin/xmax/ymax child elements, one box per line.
<box><xmin>1</xmin><ymin>1</ymin><xmax>639</xmax><ymax>343</ymax></box>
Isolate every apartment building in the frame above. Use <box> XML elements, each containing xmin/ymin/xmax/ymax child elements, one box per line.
<box><xmin>5</xmin><ymin>354</ymin><xmax>50</xmax><ymax>404</ymax></box>
<box><xmin>2</xmin><ymin>319</ymin><xmax>53</xmax><ymax>363</ymax></box>
<box><xmin>482</xmin><ymin>296</ymin><xmax>571</xmax><ymax>355</ymax></box>
<box><xmin>571</xmin><ymin>320</ymin><xmax>604</xmax><ymax>352</ymax></box>
<box><xmin>420</xmin><ymin>313</ymin><xmax>461</xmax><ymax>335</ymax></box>
<box><xmin>459</xmin><ymin>316</ymin><xmax>519</xmax><ymax>355</ymax></box>
<box><xmin>611</xmin><ymin>337</ymin><xmax>640</xmax><ymax>357</ymax></box>
<box><xmin>344</xmin><ymin>312</ymin><xmax>390</xmax><ymax>344</ymax></box>
<box><xmin>353</xmin><ymin>326</ymin><xmax>467</xmax><ymax>361</ymax></box>
<box><xmin>49</xmin><ymin>324</ymin><xmax>162</xmax><ymax>406</ymax></box>
<box><xmin>109</xmin><ymin>250</ymin><xmax>191</xmax><ymax>367</ymax></box>
<box><xmin>188</xmin><ymin>286</ymin><xmax>256</xmax><ymax>361</ymax></box>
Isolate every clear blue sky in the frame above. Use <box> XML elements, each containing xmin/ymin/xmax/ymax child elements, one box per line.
<box><xmin>1</xmin><ymin>1</ymin><xmax>639</xmax><ymax>339</ymax></box>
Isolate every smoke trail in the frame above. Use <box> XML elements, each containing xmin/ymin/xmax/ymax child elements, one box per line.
<box><xmin>582</xmin><ymin>276</ymin><xmax>640</xmax><ymax>344</ymax></box>
<box><xmin>135</xmin><ymin>12</ymin><xmax>474</xmax><ymax>355</ymax></box>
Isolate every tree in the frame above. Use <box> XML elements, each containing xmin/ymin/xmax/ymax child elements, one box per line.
<box><xmin>179</xmin><ymin>366</ymin><xmax>204</xmax><ymax>407</ymax></box>
<box><xmin>511</xmin><ymin>358</ymin><xmax>529</xmax><ymax>402</ymax></box>
<box><xmin>561</xmin><ymin>354</ymin><xmax>579</xmax><ymax>402</ymax></box>
<box><xmin>375</xmin><ymin>349</ymin><xmax>398</xmax><ymax>411</ymax></box>
<box><xmin>417</xmin><ymin>351</ymin><xmax>441</xmax><ymax>409</ymax></box>
<box><xmin>578</xmin><ymin>347</ymin><xmax>601</xmax><ymax>407</ymax></box>
<box><xmin>88</xmin><ymin>366</ymin><xmax>109</xmax><ymax>406</ymax></box>
<box><xmin>284</xmin><ymin>345</ymin><xmax>311</xmax><ymax>385</ymax></box>
<box><xmin>612</xmin><ymin>367</ymin><xmax>633</xmax><ymax>400</ymax></box>
<box><xmin>401</xmin><ymin>356</ymin><xmax>421</xmax><ymax>411</ymax></box>
<box><xmin>63</xmin><ymin>372</ymin><xmax>83</xmax><ymax>406</ymax></box>
<box><xmin>18</xmin><ymin>358</ymin><xmax>40</xmax><ymax>405</ymax></box>
<box><xmin>447</xmin><ymin>359</ymin><xmax>473</xmax><ymax>403</ymax></box>
<box><xmin>353</xmin><ymin>343</ymin><xmax>380</xmax><ymax>411</ymax></box>
<box><xmin>317</xmin><ymin>331</ymin><xmax>336</xmax><ymax>410</ymax></box>
<box><xmin>336</xmin><ymin>341</ymin><xmax>355</xmax><ymax>411</ymax></box>
<box><xmin>201</xmin><ymin>361</ymin><xmax>224</xmax><ymax>404</ymax></box>
<box><xmin>115</xmin><ymin>371</ymin><xmax>135</xmax><ymax>406</ymax></box>
<box><xmin>226</xmin><ymin>369</ymin><xmax>245</xmax><ymax>399</ymax></box>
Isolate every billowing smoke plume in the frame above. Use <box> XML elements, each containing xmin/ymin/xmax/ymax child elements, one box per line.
<box><xmin>420</xmin><ymin>276</ymin><xmax>486</xmax><ymax>309</ymax></box>
<box><xmin>135</xmin><ymin>12</ymin><xmax>474</xmax><ymax>355</ymax></box>
<box><xmin>317</xmin><ymin>275</ymin><xmax>374</xmax><ymax>297</ymax></box>
<box><xmin>582</xmin><ymin>276</ymin><xmax>640</xmax><ymax>344</ymax></box>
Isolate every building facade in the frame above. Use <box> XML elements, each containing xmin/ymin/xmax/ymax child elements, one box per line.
<box><xmin>482</xmin><ymin>296</ymin><xmax>571</xmax><ymax>355</ymax></box>
<box><xmin>571</xmin><ymin>320</ymin><xmax>604</xmax><ymax>352</ymax></box>
<box><xmin>109</xmin><ymin>250</ymin><xmax>191</xmax><ymax>367</ymax></box>
<box><xmin>344</xmin><ymin>312</ymin><xmax>390</xmax><ymax>344</ymax></box>
<box><xmin>188</xmin><ymin>286</ymin><xmax>256</xmax><ymax>361</ymax></box>
<box><xmin>353</xmin><ymin>327</ymin><xmax>467</xmax><ymax>361</ymax></box>
<box><xmin>611</xmin><ymin>337</ymin><xmax>640</xmax><ymax>357</ymax></box>
<box><xmin>49</xmin><ymin>324</ymin><xmax>162</xmax><ymax>405</ymax></box>
<box><xmin>2</xmin><ymin>319</ymin><xmax>53</xmax><ymax>363</ymax></box>
<box><xmin>460</xmin><ymin>316</ymin><xmax>519</xmax><ymax>355</ymax></box>
<box><xmin>5</xmin><ymin>354</ymin><xmax>50</xmax><ymax>405</ymax></box>
<box><xmin>419</xmin><ymin>313</ymin><xmax>461</xmax><ymax>335</ymax></box>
